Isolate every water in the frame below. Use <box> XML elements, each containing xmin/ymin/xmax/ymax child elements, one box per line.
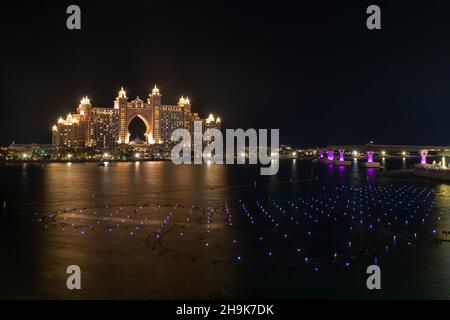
<box><xmin>0</xmin><ymin>158</ymin><xmax>449</xmax><ymax>299</ymax></box>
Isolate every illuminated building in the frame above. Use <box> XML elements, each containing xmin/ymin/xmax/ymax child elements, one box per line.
<box><xmin>199</xmin><ymin>113</ymin><xmax>222</xmax><ymax>149</ymax></box>
<box><xmin>204</xmin><ymin>113</ymin><xmax>221</xmax><ymax>131</ymax></box>
<box><xmin>52</xmin><ymin>113</ymin><xmax>84</xmax><ymax>147</ymax></box>
<box><xmin>153</xmin><ymin>97</ymin><xmax>190</xmax><ymax>145</ymax></box>
<box><xmin>90</xmin><ymin>107</ymin><xmax>120</xmax><ymax>148</ymax></box>
<box><xmin>51</xmin><ymin>85</ymin><xmax>218</xmax><ymax>148</ymax></box>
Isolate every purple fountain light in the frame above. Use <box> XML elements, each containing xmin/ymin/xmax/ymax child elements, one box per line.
<box><xmin>338</xmin><ymin>149</ymin><xmax>345</xmax><ymax>162</ymax></box>
<box><xmin>367</xmin><ymin>151</ymin><xmax>374</xmax><ymax>163</ymax></box>
<box><xmin>319</xmin><ymin>150</ymin><xmax>324</xmax><ymax>158</ymax></box>
<box><xmin>420</xmin><ymin>150</ymin><xmax>427</xmax><ymax>165</ymax></box>
<box><xmin>327</xmin><ymin>151</ymin><xmax>334</xmax><ymax>161</ymax></box>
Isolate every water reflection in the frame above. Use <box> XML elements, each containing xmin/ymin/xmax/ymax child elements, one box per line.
<box><xmin>366</xmin><ymin>168</ymin><xmax>376</xmax><ymax>180</ymax></box>
<box><xmin>0</xmin><ymin>159</ymin><xmax>449</xmax><ymax>299</ymax></box>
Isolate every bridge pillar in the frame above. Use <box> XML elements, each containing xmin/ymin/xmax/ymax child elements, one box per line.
<box><xmin>361</xmin><ymin>150</ymin><xmax>380</xmax><ymax>168</ymax></box>
<box><xmin>367</xmin><ymin>151</ymin><xmax>374</xmax><ymax>163</ymax></box>
<box><xmin>327</xmin><ymin>150</ymin><xmax>334</xmax><ymax>161</ymax></box>
<box><xmin>419</xmin><ymin>149</ymin><xmax>428</xmax><ymax>165</ymax></box>
<box><xmin>338</xmin><ymin>149</ymin><xmax>345</xmax><ymax>162</ymax></box>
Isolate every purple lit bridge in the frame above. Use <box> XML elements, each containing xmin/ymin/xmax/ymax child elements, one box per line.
<box><xmin>316</xmin><ymin>144</ymin><xmax>449</xmax><ymax>168</ymax></box>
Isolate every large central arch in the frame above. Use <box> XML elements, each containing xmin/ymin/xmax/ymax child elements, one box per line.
<box><xmin>125</xmin><ymin>111</ymin><xmax>153</xmax><ymax>144</ymax></box>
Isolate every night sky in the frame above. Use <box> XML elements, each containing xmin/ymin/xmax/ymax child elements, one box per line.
<box><xmin>1</xmin><ymin>0</ymin><xmax>449</xmax><ymax>147</ymax></box>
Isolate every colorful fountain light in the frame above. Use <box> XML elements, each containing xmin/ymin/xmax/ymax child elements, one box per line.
<box><xmin>319</xmin><ymin>150</ymin><xmax>324</xmax><ymax>158</ymax></box>
<box><xmin>339</xmin><ymin>149</ymin><xmax>345</xmax><ymax>162</ymax></box>
<box><xmin>420</xmin><ymin>150</ymin><xmax>428</xmax><ymax>165</ymax></box>
<box><xmin>327</xmin><ymin>151</ymin><xmax>334</xmax><ymax>161</ymax></box>
<box><xmin>420</xmin><ymin>155</ymin><xmax>426</xmax><ymax>165</ymax></box>
<box><xmin>367</xmin><ymin>151</ymin><xmax>374</xmax><ymax>163</ymax></box>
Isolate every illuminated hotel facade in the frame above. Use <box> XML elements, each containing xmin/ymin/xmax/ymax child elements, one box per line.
<box><xmin>52</xmin><ymin>86</ymin><xmax>221</xmax><ymax>148</ymax></box>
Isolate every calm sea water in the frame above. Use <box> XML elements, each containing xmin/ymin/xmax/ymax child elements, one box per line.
<box><xmin>0</xmin><ymin>158</ymin><xmax>449</xmax><ymax>299</ymax></box>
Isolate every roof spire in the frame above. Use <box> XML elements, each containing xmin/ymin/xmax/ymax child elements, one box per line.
<box><xmin>118</xmin><ymin>86</ymin><xmax>127</xmax><ymax>98</ymax></box>
<box><xmin>152</xmin><ymin>85</ymin><xmax>160</xmax><ymax>96</ymax></box>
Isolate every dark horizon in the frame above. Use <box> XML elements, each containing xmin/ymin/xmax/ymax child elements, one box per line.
<box><xmin>1</xmin><ymin>0</ymin><xmax>449</xmax><ymax>147</ymax></box>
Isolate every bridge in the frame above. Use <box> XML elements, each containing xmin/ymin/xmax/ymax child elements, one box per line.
<box><xmin>316</xmin><ymin>144</ymin><xmax>449</xmax><ymax>168</ymax></box>
<box><xmin>325</xmin><ymin>144</ymin><xmax>448</xmax><ymax>153</ymax></box>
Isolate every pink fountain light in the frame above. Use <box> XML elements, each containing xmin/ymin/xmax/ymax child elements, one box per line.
<box><xmin>367</xmin><ymin>151</ymin><xmax>374</xmax><ymax>163</ymax></box>
<box><xmin>327</xmin><ymin>151</ymin><xmax>334</xmax><ymax>161</ymax></box>
<box><xmin>339</xmin><ymin>149</ymin><xmax>345</xmax><ymax>162</ymax></box>
<box><xmin>420</xmin><ymin>150</ymin><xmax>427</xmax><ymax>164</ymax></box>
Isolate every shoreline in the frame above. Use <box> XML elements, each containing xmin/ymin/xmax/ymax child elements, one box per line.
<box><xmin>0</xmin><ymin>157</ymin><xmax>319</xmax><ymax>164</ymax></box>
<box><xmin>0</xmin><ymin>159</ymin><xmax>173</xmax><ymax>164</ymax></box>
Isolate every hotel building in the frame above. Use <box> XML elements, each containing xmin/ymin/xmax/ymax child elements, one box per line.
<box><xmin>51</xmin><ymin>86</ymin><xmax>220</xmax><ymax>148</ymax></box>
